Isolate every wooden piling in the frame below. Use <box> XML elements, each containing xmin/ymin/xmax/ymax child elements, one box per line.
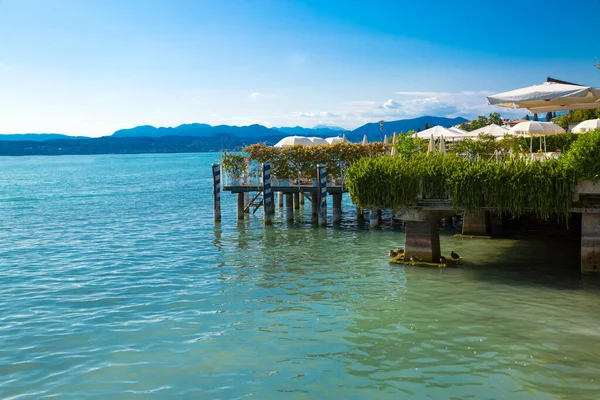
<box><xmin>294</xmin><ymin>192</ymin><xmax>300</xmax><ymax>209</ymax></box>
<box><xmin>311</xmin><ymin>192</ymin><xmax>318</xmax><ymax>221</ymax></box>
<box><xmin>212</xmin><ymin>164</ymin><xmax>221</xmax><ymax>223</ymax></box>
<box><xmin>317</xmin><ymin>165</ymin><xmax>328</xmax><ymax>226</ymax></box>
<box><xmin>285</xmin><ymin>193</ymin><xmax>294</xmax><ymax>222</ymax></box>
<box><xmin>262</xmin><ymin>163</ymin><xmax>273</xmax><ymax>225</ymax></box>
<box><xmin>244</xmin><ymin>192</ymin><xmax>250</xmax><ymax>213</ymax></box>
<box><xmin>236</xmin><ymin>192</ymin><xmax>245</xmax><ymax>220</ymax></box>
<box><xmin>300</xmin><ymin>193</ymin><xmax>305</xmax><ymax>205</ymax></box>
<box><xmin>332</xmin><ymin>193</ymin><xmax>342</xmax><ymax>224</ymax></box>
<box><xmin>278</xmin><ymin>191</ymin><xmax>283</xmax><ymax>208</ymax></box>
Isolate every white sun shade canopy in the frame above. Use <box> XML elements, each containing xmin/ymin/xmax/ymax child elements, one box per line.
<box><xmin>274</xmin><ymin>136</ymin><xmax>314</xmax><ymax>147</ymax></box>
<box><xmin>325</xmin><ymin>136</ymin><xmax>343</xmax><ymax>144</ymax></box>
<box><xmin>307</xmin><ymin>137</ymin><xmax>328</xmax><ymax>145</ymax></box>
<box><xmin>468</xmin><ymin>124</ymin><xmax>510</xmax><ymax>137</ymax></box>
<box><xmin>487</xmin><ymin>82</ymin><xmax>600</xmax><ymax>113</ymax></box>
<box><xmin>508</xmin><ymin>121</ymin><xmax>565</xmax><ymax>136</ymax></box>
<box><xmin>572</xmin><ymin>118</ymin><xmax>600</xmax><ymax>133</ymax></box>
<box><xmin>415</xmin><ymin>125</ymin><xmax>466</xmax><ymax>139</ymax></box>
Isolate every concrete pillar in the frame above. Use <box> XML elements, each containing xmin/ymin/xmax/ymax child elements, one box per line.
<box><xmin>404</xmin><ymin>220</ymin><xmax>441</xmax><ymax>263</ymax></box>
<box><xmin>285</xmin><ymin>193</ymin><xmax>294</xmax><ymax>222</ymax></box>
<box><xmin>332</xmin><ymin>193</ymin><xmax>342</xmax><ymax>224</ymax></box>
<box><xmin>582</xmin><ymin>212</ymin><xmax>600</xmax><ymax>275</ymax></box>
<box><xmin>369</xmin><ymin>209</ymin><xmax>381</xmax><ymax>229</ymax></box>
<box><xmin>236</xmin><ymin>192</ymin><xmax>245</xmax><ymax>220</ymax></box>
<box><xmin>278</xmin><ymin>192</ymin><xmax>284</xmax><ymax>208</ymax></box>
<box><xmin>293</xmin><ymin>192</ymin><xmax>300</xmax><ymax>209</ymax></box>
<box><xmin>311</xmin><ymin>193</ymin><xmax>318</xmax><ymax>220</ymax></box>
<box><xmin>462</xmin><ymin>211</ymin><xmax>490</xmax><ymax>236</ymax></box>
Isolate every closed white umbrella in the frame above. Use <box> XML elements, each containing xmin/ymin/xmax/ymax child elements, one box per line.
<box><xmin>342</xmin><ymin>134</ymin><xmax>347</xmax><ymax>142</ymax></box>
<box><xmin>325</xmin><ymin>136</ymin><xmax>343</xmax><ymax>144</ymax></box>
<box><xmin>572</xmin><ymin>118</ymin><xmax>600</xmax><ymax>133</ymax></box>
<box><xmin>362</xmin><ymin>134</ymin><xmax>368</xmax><ymax>145</ymax></box>
<box><xmin>274</xmin><ymin>136</ymin><xmax>314</xmax><ymax>147</ymax></box>
<box><xmin>487</xmin><ymin>81</ymin><xmax>600</xmax><ymax>113</ymax></box>
<box><xmin>307</xmin><ymin>137</ymin><xmax>328</xmax><ymax>145</ymax></box>
<box><xmin>439</xmin><ymin>135</ymin><xmax>446</xmax><ymax>154</ymax></box>
<box><xmin>427</xmin><ymin>134</ymin><xmax>435</xmax><ymax>154</ymax></box>
<box><xmin>383</xmin><ymin>134</ymin><xmax>389</xmax><ymax>144</ymax></box>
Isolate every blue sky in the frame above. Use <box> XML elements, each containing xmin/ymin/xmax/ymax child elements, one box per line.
<box><xmin>0</xmin><ymin>0</ymin><xmax>599</xmax><ymax>136</ymax></box>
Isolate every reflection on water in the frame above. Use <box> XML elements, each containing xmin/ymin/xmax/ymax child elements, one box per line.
<box><xmin>0</xmin><ymin>154</ymin><xmax>599</xmax><ymax>399</ymax></box>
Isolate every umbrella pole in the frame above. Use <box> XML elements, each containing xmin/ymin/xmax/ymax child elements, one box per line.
<box><xmin>530</xmin><ymin>136</ymin><xmax>533</xmax><ymax>161</ymax></box>
<box><xmin>544</xmin><ymin>136</ymin><xmax>547</xmax><ymax>153</ymax></box>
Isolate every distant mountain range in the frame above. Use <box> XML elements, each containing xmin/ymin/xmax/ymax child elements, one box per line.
<box><xmin>0</xmin><ymin>116</ymin><xmax>469</xmax><ymax>155</ymax></box>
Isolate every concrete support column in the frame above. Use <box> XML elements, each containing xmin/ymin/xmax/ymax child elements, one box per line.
<box><xmin>311</xmin><ymin>193</ymin><xmax>318</xmax><ymax>220</ymax></box>
<box><xmin>285</xmin><ymin>193</ymin><xmax>294</xmax><ymax>222</ymax></box>
<box><xmin>293</xmin><ymin>192</ymin><xmax>300</xmax><ymax>210</ymax></box>
<box><xmin>369</xmin><ymin>209</ymin><xmax>381</xmax><ymax>229</ymax></box>
<box><xmin>236</xmin><ymin>193</ymin><xmax>245</xmax><ymax>220</ymax></box>
<box><xmin>462</xmin><ymin>211</ymin><xmax>490</xmax><ymax>236</ymax></box>
<box><xmin>404</xmin><ymin>220</ymin><xmax>441</xmax><ymax>263</ymax></box>
<box><xmin>581</xmin><ymin>212</ymin><xmax>600</xmax><ymax>275</ymax></box>
<box><xmin>332</xmin><ymin>193</ymin><xmax>342</xmax><ymax>224</ymax></box>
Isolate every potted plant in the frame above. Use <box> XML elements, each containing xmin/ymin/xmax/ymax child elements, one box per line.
<box><xmin>221</xmin><ymin>153</ymin><xmax>247</xmax><ymax>185</ymax></box>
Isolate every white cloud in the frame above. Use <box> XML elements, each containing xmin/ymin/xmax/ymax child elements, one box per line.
<box><xmin>249</xmin><ymin>92</ymin><xmax>264</xmax><ymax>99</ymax></box>
<box><xmin>292</xmin><ymin>90</ymin><xmax>523</xmax><ymax>129</ymax></box>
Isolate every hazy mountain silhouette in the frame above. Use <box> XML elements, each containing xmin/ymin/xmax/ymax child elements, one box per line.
<box><xmin>0</xmin><ymin>133</ymin><xmax>87</xmax><ymax>141</ymax></box>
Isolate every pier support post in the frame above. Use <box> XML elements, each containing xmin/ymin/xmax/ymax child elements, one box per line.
<box><xmin>317</xmin><ymin>165</ymin><xmax>328</xmax><ymax>227</ymax></box>
<box><xmin>244</xmin><ymin>192</ymin><xmax>250</xmax><ymax>213</ymax></box>
<box><xmin>462</xmin><ymin>211</ymin><xmax>490</xmax><ymax>236</ymax></box>
<box><xmin>285</xmin><ymin>193</ymin><xmax>294</xmax><ymax>222</ymax></box>
<box><xmin>582</xmin><ymin>212</ymin><xmax>600</xmax><ymax>275</ymax></box>
<box><xmin>332</xmin><ymin>193</ymin><xmax>342</xmax><ymax>224</ymax></box>
<box><xmin>311</xmin><ymin>193</ymin><xmax>318</xmax><ymax>220</ymax></box>
<box><xmin>278</xmin><ymin>192</ymin><xmax>284</xmax><ymax>208</ymax></box>
<box><xmin>369</xmin><ymin>209</ymin><xmax>381</xmax><ymax>229</ymax></box>
<box><xmin>300</xmin><ymin>193</ymin><xmax>305</xmax><ymax>206</ymax></box>
<box><xmin>262</xmin><ymin>163</ymin><xmax>273</xmax><ymax>225</ymax></box>
<box><xmin>404</xmin><ymin>220</ymin><xmax>440</xmax><ymax>263</ymax></box>
<box><xmin>294</xmin><ymin>192</ymin><xmax>300</xmax><ymax>210</ymax></box>
<box><xmin>212</xmin><ymin>164</ymin><xmax>221</xmax><ymax>223</ymax></box>
<box><xmin>236</xmin><ymin>193</ymin><xmax>245</xmax><ymax>220</ymax></box>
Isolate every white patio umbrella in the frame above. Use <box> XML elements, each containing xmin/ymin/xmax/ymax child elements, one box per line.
<box><xmin>325</xmin><ymin>136</ymin><xmax>343</xmax><ymax>144</ymax></box>
<box><xmin>509</xmin><ymin>121</ymin><xmax>565</xmax><ymax>155</ymax></box>
<box><xmin>307</xmin><ymin>137</ymin><xmax>328</xmax><ymax>145</ymax></box>
<box><xmin>509</xmin><ymin>121</ymin><xmax>565</xmax><ymax>135</ymax></box>
<box><xmin>274</xmin><ymin>136</ymin><xmax>314</xmax><ymax>147</ymax></box>
<box><xmin>448</xmin><ymin>127</ymin><xmax>468</xmax><ymax>135</ymax></box>
<box><xmin>362</xmin><ymin>134</ymin><xmax>368</xmax><ymax>145</ymax></box>
<box><xmin>469</xmin><ymin>123</ymin><xmax>510</xmax><ymax>138</ymax></box>
<box><xmin>415</xmin><ymin>125</ymin><xmax>466</xmax><ymax>139</ymax></box>
<box><xmin>487</xmin><ymin>81</ymin><xmax>600</xmax><ymax>113</ymax></box>
<box><xmin>572</xmin><ymin>118</ymin><xmax>600</xmax><ymax>133</ymax></box>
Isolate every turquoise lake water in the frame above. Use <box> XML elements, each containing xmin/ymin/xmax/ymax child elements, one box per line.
<box><xmin>1</xmin><ymin>153</ymin><xmax>600</xmax><ymax>399</ymax></box>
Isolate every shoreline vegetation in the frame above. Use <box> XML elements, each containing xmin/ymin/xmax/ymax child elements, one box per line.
<box><xmin>222</xmin><ymin>130</ymin><xmax>600</xmax><ymax>223</ymax></box>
